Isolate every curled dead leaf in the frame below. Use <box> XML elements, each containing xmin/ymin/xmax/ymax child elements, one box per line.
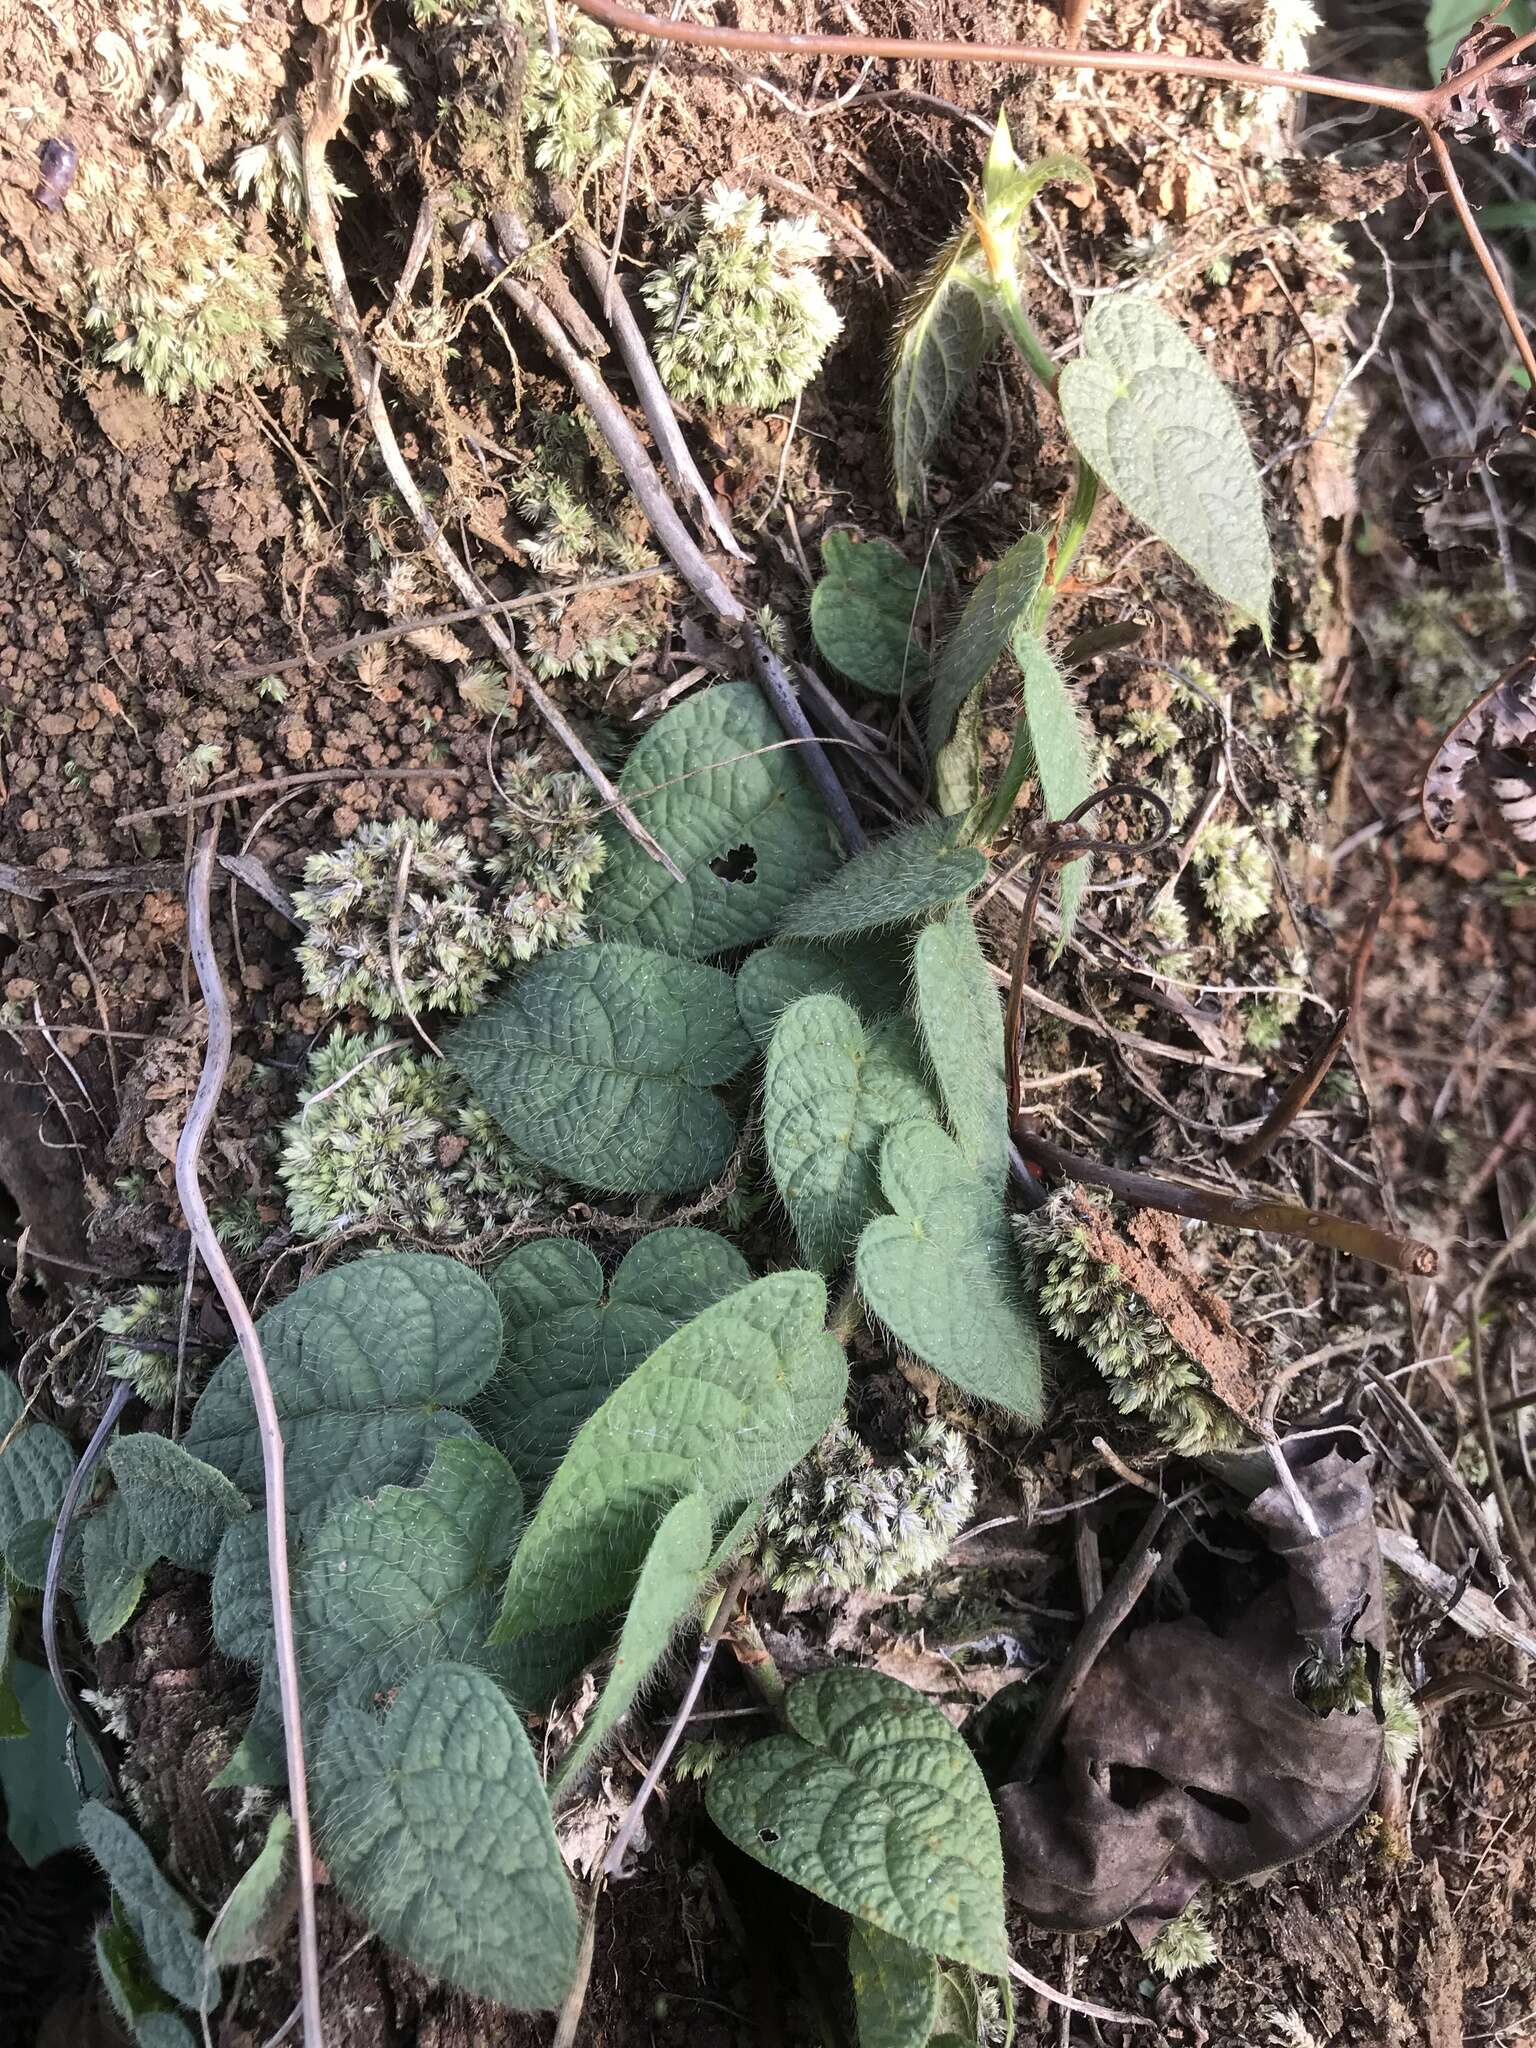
<box><xmin>1419</xmin><ymin>650</ymin><xmax>1536</xmax><ymax>841</ymax></box>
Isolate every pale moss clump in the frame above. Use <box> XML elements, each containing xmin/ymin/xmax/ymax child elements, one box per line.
<box><xmin>487</xmin><ymin>754</ymin><xmax>607</xmax><ymax>958</ymax></box>
<box><xmin>756</xmin><ymin>1415</ymin><xmax>976</xmax><ymax>1597</ymax></box>
<box><xmin>517</xmin><ymin>0</ymin><xmax>628</xmax><ymax>181</ymax></box>
<box><xmin>99</xmin><ymin>1286</ymin><xmax>181</xmax><ymax>1406</ymax></box>
<box><xmin>1243</xmin><ymin>955</ymin><xmax>1306</xmax><ymax>1051</ymax></box>
<box><xmin>1298</xmin><ymin>1647</ymin><xmax>1421</xmax><ymax>1772</ymax></box>
<box><xmin>643</xmin><ymin>183</ymin><xmax>843</xmax><ymax>411</ymax></box>
<box><xmin>1146</xmin><ymin>1896</ymin><xmax>1219</xmax><ymax>1979</ymax></box>
<box><xmin>1026</xmin><ymin>1201</ymin><xmax>1238</xmax><ymax>1454</ymax></box>
<box><xmin>293</xmin><ymin>819</ymin><xmax>503</xmax><ymax>1019</ymax></box>
<box><xmin>1194</xmin><ymin>819</ymin><xmax>1272</xmax><ymax>942</ymax></box>
<box><xmin>278</xmin><ymin>1029</ymin><xmax>543</xmax><ymax>1239</ymax></box>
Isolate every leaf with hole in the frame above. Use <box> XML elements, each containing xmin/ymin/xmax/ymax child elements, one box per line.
<box><xmin>205</xmin><ymin>1808</ymin><xmax>295</xmax><ymax>1968</ymax></box>
<box><xmin>1010</xmin><ymin>629</ymin><xmax>1095</xmax><ymax>941</ymax></box>
<box><xmin>185</xmin><ymin>1252</ymin><xmax>501</xmax><ymax>1531</ymax></box>
<box><xmin>810</xmin><ymin>533</ymin><xmax>932</xmax><ymax>698</ymax></box>
<box><xmin>763</xmin><ymin>996</ymin><xmax>938</xmax><ymax>1270</ymax></box>
<box><xmin>912</xmin><ymin>906</ymin><xmax>1008</xmax><ymax>1195</ymax></box>
<box><xmin>79</xmin><ymin>1801</ymin><xmax>218</xmax><ymax>2013</ymax></box>
<box><xmin>735</xmin><ymin>936</ymin><xmax>911</xmax><ymax>1050</ymax></box>
<box><xmin>475</xmin><ymin>1229</ymin><xmax>750</xmax><ymax>1491</ymax></box>
<box><xmin>451</xmin><ymin>943</ymin><xmax>750</xmax><ymax>1194</ymax></box>
<box><xmin>314</xmin><ymin>1662</ymin><xmax>579</xmax><ymax>2011</ymax></box>
<box><xmin>591</xmin><ymin>681</ymin><xmax>839</xmax><ymax>957</ymax></box>
<box><xmin>707</xmin><ymin>1668</ymin><xmax>1007</xmax><ymax>1972</ymax></box>
<box><xmin>783</xmin><ymin>820</ymin><xmax>986</xmax><ymax>940</ymax></box>
<box><xmin>849</xmin><ymin>1921</ymin><xmax>942</xmax><ymax>2048</ymax></box>
<box><xmin>1058</xmin><ymin>298</ymin><xmax>1273</xmax><ymax>634</ymax></box>
<box><xmin>927</xmin><ymin>533</ymin><xmax>1049</xmax><ymax>763</ymax></box>
<box><xmin>0</xmin><ymin>1372</ymin><xmax>75</xmax><ymax>1575</ymax></box>
<box><xmin>552</xmin><ymin>1490</ymin><xmax>714</xmax><ymax>1798</ymax></box>
<box><xmin>856</xmin><ymin>1122</ymin><xmax>1041</xmax><ymax>1417</ymax></box>
<box><xmin>493</xmin><ymin>1272</ymin><xmax>846</xmax><ymax>1639</ymax></box>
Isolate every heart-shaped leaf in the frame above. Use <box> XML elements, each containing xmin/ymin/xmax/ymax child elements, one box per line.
<box><xmin>293</xmin><ymin>1437</ymin><xmax>525</xmax><ymax>1717</ymax></box>
<box><xmin>185</xmin><ymin>1253</ymin><xmax>501</xmax><ymax>1530</ymax></box>
<box><xmin>1059</xmin><ymin>298</ymin><xmax>1273</xmax><ymax>633</ymax></box>
<box><xmin>591</xmin><ymin>682</ymin><xmax>839</xmax><ymax>957</ymax></box>
<box><xmin>912</xmin><ymin>907</ymin><xmax>1008</xmax><ymax>1195</ymax></box>
<box><xmin>0</xmin><ymin>1372</ymin><xmax>75</xmax><ymax>1575</ymax></box>
<box><xmin>313</xmin><ymin>1662</ymin><xmax>579</xmax><ymax>2011</ymax></box>
<box><xmin>1009</xmin><ymin>630</ymin><xmax>1094</xmax><ymax>940</ymax></box>
<box><xmin>735</xmin><ymin>936</ymin><xmax>912</xmax><ymax>1050</ymax></box>
<box><xmin>810</xmin><ymin>533</ymin><xmax>932</xmax><ymax>698</ymax></box>
<box><xmin>494</xmin><ymin>1272</ymin><xmax>846</xmax><ymax>1639</ymax></box>
<box><xmin>205</xmin><ymin>1807</ymin><xmax>295</xmax><ymax>1968</ymax></box>
<box><xmin>849</xmin><ymin>1922</ymin><xmax>942</xmax><ymax>2048</ymax></box>
<box><xmin>707</xmin><ymin>1668</ymin><xmax>1007</xmax><ymax>1972</ymax></box>
<box><xmin>552</xmin><ymin>1490</ymin><xmax>714</xmax><ymax>1798</ymax></box>
<box><xmin>764</xmin><ymin>996</ymin><xmax>938</xmax><ymax>1269</ymax></box>
<box><xmin>79</xmin><ymin>1801</ymin><xmax>218</xmax><ymax>2012</ymax></box>
<box><xmin>927</xmin><ymin>534</ymin><xmax>1048</xmax><ymax>760</ymax></box>
<box><xmin>451</xmin><ymin>943</ymin><xmax>750</xmax><ymax>1194</ymax></box>
<box><xmin>856</xmin><ymin>1122</ymin><xmax>1041</xmax><ymax>1418</ymax></box>
<box><xmin>889</xmin><ymin>230</ymin><xmax>996</xmax><ymax>520</ymax></box>
<box><xmin>783</xmin><ymin>821</ymin><xmax>986</xmax><ymax>941</ymax></box>
<box><xmin>475</xmin><ymin>1229</ymin><xmax>750</xmax><ymax>1489</ymax></box>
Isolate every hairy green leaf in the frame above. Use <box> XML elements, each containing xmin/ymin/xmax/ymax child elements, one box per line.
<box><xmin>107</xmin><ymin>1434</ymin><xmax>250</xmax><ymax>1570</ymax></box>
<box><xmin>79</xmin><ymin>1801</ymin><xmax>217</xmax><ymax>2012</ymax></box>
<box><xmin>553</xmin><ymin>1490</ymin><xmax>713</xmax><ymax>1798</ymax></box>
<box><xmin>185</xmin><ymin>1253</ymin><xmax>501</xmax><ymax>1529</ymax></box>
<box><xmin>1</xmin><ymin>1657</ymin><xmax>105</xmax><ymax>1859</ymax></box>
<box><xmin>979</xmin><ymin>119</ymin><xmax>1093</xmax><ymax>244</ymax></box>
<box><xmin>81</xmin><ymin>1503</ymin><xmax>148</xmax><ymax>1646</ymax></box>
<box><xmin>451</xmin><ymin>943</ymin><xmax>750</xmax><ymax>1195</ymax></box>
<box><xmin>96</xmin><ymin>1902</ymin><xmax>179</xmax><ymax>2033</ymax></box>
<box><xmin>912</xmin><ymin>907</ymin><xmax>1008</xmax><ymax>1194</ymax></box>
<box><xmin>476</xmin><ymin>1229</ymin><xmax>750</xmax><ymax>1489</ymax></box>
<box><xmin>591</xmin><ymin>682</ymin><xmax>839</xmax><ymax>957</ymax></box>
<box><xmin>932</xmin><ymin>689</ymin><xmax>985</xmax><ymax>822</ymax></box>
<box><xmin>206</xmin><ymin>1808</ymin><xmax>294</xmax><ymax>1968</ymax></box>
<box><xmin>856</xmin><ymin>1122</ymin><xmax>1041</xmax><ymax>1417</ymax></box>
<box><xmin>927</xmin><ymin>533</ymin><xmax>1049</xmax><ymax>760</ymax></box>
<box><xmin>494</xmin><ymin>1273</ymin><xmax>846</xmax><ymax>1639</ymax></box>
<box><xmin>735</xmin><ymin>937</ymin><xmax>911</xmax><ymax>1050</ymax></box>
<box><xmin>0</xmin><ymin>1372</ymin><xmax>75</xmax><ymax>1575</ymax></box>
<box><xmin>889</xmin><ymin>228</ymin><xmax>995</xmax><ymax>520</ymax></box>
<box><xmin>314</xmin><ymin>1663</ymin><xmax>578</xmax><ymax>2011</ymax></box>
<box><xmin>783</xmin><ymin>821</ymin><xmax>986</xmax><ymax>940</ymax></box>
<box><xmin>707</xmin><ymin>1668</ymin><xmax>1007</xmax><ymax>1972</ymax></box>
<box><xmin>294</xmin><ymin>1437</ymin><xmax>524</xmax><ymax>1719</ymax></box>
<box><xmin>764</xmin><ymin>996</ymin><xmax>937</xmax><ymax>1270</ymax></box>
<box><xmin>134</xmin><ymin>2016</ymin><xmax>198</xmax><ymax>2048</ymax></box>
<box><xmin>1058</xmin><ymin>298</ymin><xmax>1273</xmax><ymax>632</ymax></box>
<box><xmin>849</xmin><ymin>1922</ymin><xmax>942</xmax><ymax>2048</ymax></box>
<box><xmin>0</xmin><ymin>1582</ymin><xmax>24</xmax><ymax>1741</ymax></box>
<box><xmin>1010</xmin><ymin>629</ymin><xmax>1094</xmax><ymax>940</ymax></box>
<box><xmin>810</xmin><ymin>533</ymin><xmax>932</xmax><ymax>698</ymax></box>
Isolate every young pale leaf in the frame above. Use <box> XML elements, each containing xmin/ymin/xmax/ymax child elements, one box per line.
<box><xmin>450</xmin><ymin>943</ymin><xmax>750</xmax><ymax>1195</ymax></box>
<box><xmin>1010</xmin><ymin>628</ymin><xmax>1095</xmax><ymax>940</ymax></box>
<box><xmin>494</xmin><ymin>1272</ymin><xmax>846</xmax><ymax>1639</ymax></box>
<box><xmin>979</xmin><ymin>119</ymin><xmax>1093</xmax><ymax>245</ymax></box>
<box><xmin>763</xmin><ymin>996</ymin><xmax>938</xmax><ymax>1270</ymax></box>
<box><xmin>314</xmin><ymin>1663</ymin><xmax>579</xmax><ymax>2012</ymax></box>
<box><xmin>856</xmin><ymin>1122</ymin><xmax>1041</xmax><ymax>1418</ymax></box>
<box><xmin>782</xmin><ymin>820</ymin><xmax>986</xmax><ymax>940</ymax></box>
<box><xmin>476</xmin><ymin>1229</ymin><xmax>750</xmax><ymax>1490</ymax></box>
<box><xmin>849</xmin><ymin>1922</ymin><xmax>942</xmax><ymax>2048</ymax></box>
<box><xmin>552</xmin><ymin>1490</ymin><xmax>713</xmax><ymax>1798</ymax></box>
<box><xmin>591</xmin><ymin>681</ymin><xmax>839</xmax><ymax>957</ymax></box>
<box><xmin>735</xmin><ymin>937</ymin><xmax>911</xmax><ymax>1051</ymax></box>
<box><xmin>205</xmin><ymin>1808</ymin><xmax>295</xmax><ymax>1968</ymax></box>
<box><xmin>810</xmin><ymin>533</ymin><xmax>931</xmax><ymax>698</ymax></box>
<box><xmin>0</xmin><ymin>1372</ymin><xmax>75</xmax><ymax>1573</ymax></box>
<box><xmin>912</xmin><ymin>907</ymin><xmax>1008</xmax><ymax>1195</ymax></box>
<box><xmin>889</xmin><ymin>227</ymin><xmax>995</xmax><ymax>520</ymax></box>
<box><xmin>293</xmin><ymin>1437</ymin><xmax>524</xmax><ymax>1718</ymax></box>
<box><xmin>932</xmin><ymin>690</ymin><xmax>985</xmax><ymax>822</ymax></box>
<box><xmin>707</xmin><ymin>1668</ymin><xmax>1007</xmax><ymax>1973</ymax></box>
<box><xmin>185</xmin><ymin>1252</ymin><xmax>501</xmax><ymax>1529</ymax></box>
<box><xmin>79</xmin><ymin>1802</ymin><xmax>218</xmax><ymax>2013</ymax></box>
<box><xmin>927</xmin><ymin>533</ymin><xmax>1049</xmax><ymax>759</ymax></box>
<box><xmin>1058</xmin><ymin>298</ymin><xmax>1273</xmax><ymax>634</ymax></box>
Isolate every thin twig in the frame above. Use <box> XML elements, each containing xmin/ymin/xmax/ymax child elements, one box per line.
<box><xmin>175</xmin><ymin>827</ymin><xmax>324</xmax><ymax>2048</ymax></box>
<box><xmin>43</xmin><ymin>1378</ymin><xmax>131</xmax><ymax>1797</ymax></box>
<box><xmin>1007</xmin><ymin>1954</ymin><xmax>1149</xmax><ymax>2029</ymax></box>
<box><xmin>1013</xmin><ymin>1499</ymin><xmax>1166</xmax><ymax>1783</ymax></box>
<box><xmin>1362</xmin><ymin>1364</ymin><xmax>1508</xmax><ymax>1587</ymax></box>
<box><xmin>386</xmin><ymin>839</ymin><xmax>444</xmax><ymax>1058</ymax></box>
<box><xmin>121</xmin><ymin>765</ymin><xmax>469</xmax><ymax>831</ymax></box>
<box><xmin>1469</xmin><ymin>1210</ymin><xmax>1536</xmax><ymax>1621</ymax></box>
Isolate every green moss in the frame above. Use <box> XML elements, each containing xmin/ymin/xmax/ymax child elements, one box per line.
<box><xmin>1146</xmin><ymin>1896</ymin><xmax>1218</xmax><ymax>1979</ymax></box>
<box><xmin>1194</xmin><ymin>819</ymin><xmax>1273</xmax><ymax>941</ymax></box>
<box><xmin>486</xmin><ymin>753</ymin><xmax>607</xmax><ymax>957</ymax></box>
<box><xmin>99</xmin><ymin>1287</ymin><xmax>182</xmax><ymax>1406</ymax></box>
<box><xmin>1297</xmin><ymin>1646</ymin><xmax>1421</xmax><ymax>1771</ymax></box>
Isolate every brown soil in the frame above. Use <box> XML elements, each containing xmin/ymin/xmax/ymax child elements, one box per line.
<box><xmin>3</xmin><ymin>0</ymin><xmax>1535</xmax><ymax>2042</ymax></box>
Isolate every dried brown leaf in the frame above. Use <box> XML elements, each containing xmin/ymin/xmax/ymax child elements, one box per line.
<box><xmin>1419</xmin><ymin>650</ymin><xmax>1536</xmax><ymax>839</ymax></box>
